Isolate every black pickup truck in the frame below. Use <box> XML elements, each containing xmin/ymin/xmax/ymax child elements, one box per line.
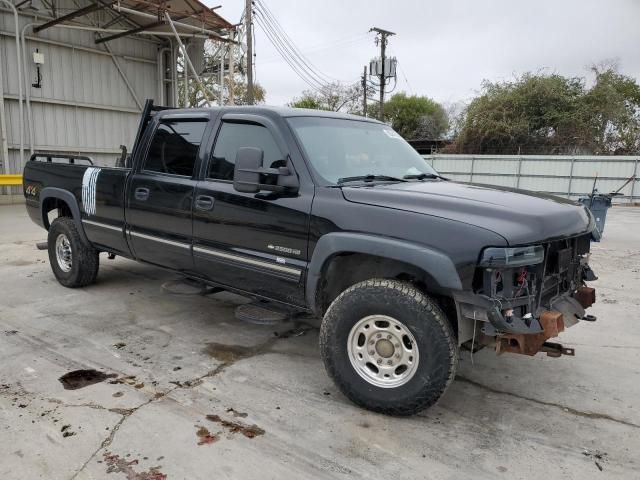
<box><xmin>23</xmin><ymin>100</ymin><xmax>598</xmax><ymax>415</ymax></box>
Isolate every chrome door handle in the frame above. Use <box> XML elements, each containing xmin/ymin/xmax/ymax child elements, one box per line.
<box><xmin>134</xmin><ymin>187</ymin><xmax>149</xmax><ymax>201</ymax></box>
<box><xmin>195</xmin><ymin>195</ymin><xmax>215</xmax><ymax>211</ymax></box>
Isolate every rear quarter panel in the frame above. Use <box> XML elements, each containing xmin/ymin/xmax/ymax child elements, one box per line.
<box><xmin>23</xmin><ymin>161</ymin><xmax>131</xmax><ymax>256</ymax></box>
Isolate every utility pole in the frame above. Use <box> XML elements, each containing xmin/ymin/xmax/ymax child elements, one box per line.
<box><xmin>228</xmin><ymin>37</ymin><xmax>235</xmax><ymax>105</ymax></box>
<box><xmin>361</xmin><ymin>65</ymin><xmax>368</xmax><ymax>117</ymax></box>
<box><xmin>370</xmin><ymin>27</ymin><xmax>395</xmax><ymax>121</ymax></box>
<box><xmin>245</xmin><ymin>0</ymin><xmax>254</xmax><ymax>105</ymax></box>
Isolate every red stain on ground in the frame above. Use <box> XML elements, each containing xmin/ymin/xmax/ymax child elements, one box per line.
<box><xmin>195</xmin><ymin>426</ymin><xmax>219</xmax><ymax>445</ymax></box>
<box><xmin>103</xmin><ymin>452</ymin><xmax>167</xmax><ymax>480</ymax></box>
<box><xmin>206</xmin><ymin>414</ymin><xmax>265</xmax><ymax>439</ymax></box>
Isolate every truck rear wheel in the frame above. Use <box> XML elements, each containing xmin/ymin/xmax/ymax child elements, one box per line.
<box><xmin>319</xmin><ymin>279</ymin><xmax>458</xmax><ymax>416</ymax></box>
<box><xmin>47</xmin><ymin>217</ymin><xmax>99</xmax><ymax>288</ymax></box>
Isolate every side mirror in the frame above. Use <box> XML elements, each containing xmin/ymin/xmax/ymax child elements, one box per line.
<box><xmin>233</xmin><ymin>147</ymin><xmax>299</xmax><ymax>194</ymax></box>
<box><xmin>233</xmin><ymin>147</ymin><xmax>262</xmax><ymax>193</ymax></box>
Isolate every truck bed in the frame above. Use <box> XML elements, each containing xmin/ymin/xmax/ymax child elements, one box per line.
<box><xmin>23</xmin><ymin>156</ymin><xmax>132</xmax><ymax>257</ymax></box>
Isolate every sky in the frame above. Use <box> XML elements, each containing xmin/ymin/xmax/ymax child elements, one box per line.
<box><xmin>209</xmin><ymin>0</ymin><xmax>640</xmax><ymax>107</ymax></box>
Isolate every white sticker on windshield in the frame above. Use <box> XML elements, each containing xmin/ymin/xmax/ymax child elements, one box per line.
<box><xmin>383</xmin><ymin>129</ymin><xmax>402</xmax><ymax>139</ymax></box>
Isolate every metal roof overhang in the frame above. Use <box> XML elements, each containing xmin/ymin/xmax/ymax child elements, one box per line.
<box><xmin>30</xmin><ymin>0</ymin><xmax>234</xmax><ymax>43</ymax></box>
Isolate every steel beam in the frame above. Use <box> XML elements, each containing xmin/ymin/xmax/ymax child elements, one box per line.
<box><xmin>95</xmin><ymin>14</ymin><xmax>189</xmax><ymax>44</ymax></box>
<box><xmin>112</xmin><ymin>4</ymin><xmax>233</xmax><ymax>42</ymax></box>
<box><xmin>0</xmin><ymin>30</ymin><xmax>157</xmax><ymax>63</ymax></box>
<box><xmin>2</xmin><ymin>94</ymin><xmax>141</xmax><ymax>114</ymax></box>
<box><xmin>98</xmin><ymin>39</ymin><xmax>143</xmax><ymax>110</ymax></box>
<box><xmin>33</xmin><ymin>2</ymin><xmax>108</xmax><ymax>33</ymax></box>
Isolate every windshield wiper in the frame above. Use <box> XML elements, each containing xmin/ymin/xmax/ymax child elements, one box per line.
<box><xmin>337</xmin><ymin>174</ymin><xmax>408</xmax><ymax>185</ymax></box>
<box><xmin>402</xmin><ymin>173</ymin><xmax>449</xmax><ymax>181</ymax></box>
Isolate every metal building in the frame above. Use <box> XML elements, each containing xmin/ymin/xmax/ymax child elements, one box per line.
<box><xmin>0</xmin><ymin>0</ymin><xmax>233</xmax><ymax>202</ymax></box>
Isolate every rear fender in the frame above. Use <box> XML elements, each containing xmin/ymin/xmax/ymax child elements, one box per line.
<box><xmin>40</xmin><ymin>187</ymin><xmax>89</xmax><ymax>244</ymax></box>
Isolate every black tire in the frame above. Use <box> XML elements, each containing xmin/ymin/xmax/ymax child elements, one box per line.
<box><xmin>319</xmin><ymin>279</ymin><xmax>458</xmax><ymax>416</ymax></box>
<box><xmin>47</xmin><ymin>217</ymin><xmax>99</xmax><ymax>288</ymax></box>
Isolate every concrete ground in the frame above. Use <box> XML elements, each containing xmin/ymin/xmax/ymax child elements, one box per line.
<box><xmin>1</xmin><ymin>204</ymin><xmax>639</xmax><ymax>480</ymax></box>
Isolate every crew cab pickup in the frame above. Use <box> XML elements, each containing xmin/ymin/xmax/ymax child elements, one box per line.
<box><xmin>23</xmin><ymin>100</ymin><xmax>598</xmax><ymax>415</ymax></box>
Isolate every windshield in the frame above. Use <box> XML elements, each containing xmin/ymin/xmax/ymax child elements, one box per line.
<box><xmin>287</xmin><ymin>117</ymin><xmax>439</xmax><ymax>184</ymax></box>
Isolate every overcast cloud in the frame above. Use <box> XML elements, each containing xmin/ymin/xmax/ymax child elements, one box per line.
<box><xmin>210</xmin><ymin>0</ymin><xmax>640</xmax><ymax>107</ymax></box>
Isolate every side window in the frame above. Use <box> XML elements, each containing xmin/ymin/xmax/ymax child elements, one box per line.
<box><xmin>144</xmin><ymin>120</ymin><xmax>207</xmax><ymax>176</ymax></box>
<box><xmin>209</xmin><ymin>122</ymin><xmax>283</xmax><ymax>180</ymax></box>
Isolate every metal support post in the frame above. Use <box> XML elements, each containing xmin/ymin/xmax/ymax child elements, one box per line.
<box><xmin>631</xmin><ymin>159</ymin><xmax>638</xmax><ymax>204</ymax></box>
<box><xmin>469</xmin><ymin>156</ymin><xmax>476</xmax><ymax>183</ymax></box>
<box><xmin>183</xmin><ymin>44</ymin><xmax>189</xmax><ymax>106</ymax></box>
<box><xmin>567</xmin><ymin>156</ymin><xmax>576</xmax><ymax>198</ymax></box>
<box><xmin>245</xmin><ymin>0</ymin><xmax>254</xmax><ymax>104</ymax></box>
<box><xmin>99</xmin><ymin>38</ymin><xmax>143</xmax><ymax>110</ymax></box>
<box><xmin>362</xmin><ymin>65</ymin><xmax>367</xmax><ymax>117</ymax></box>
<box><xmin>165</xmin><ymin>12</ymin><xmax>214</xmax><ymax>106</ymax></box>
<box><xmin>0</xmin><ymin>0</ymin><xmax>23</xmax><ymax>171</ymax></box>
<box><xmin>228</xmin><ymin>41</ymin><xmax>235</xmax><ymax>105</ymax></box>
<box><xmin>0</xmin><ymin>39</ymin><xmax>9</xmax><ymax>184</ymax></box>
<box><xmin>219</xmin><ymin>46</ymin><xmax>225</xmax><ymax>106</ymax></box>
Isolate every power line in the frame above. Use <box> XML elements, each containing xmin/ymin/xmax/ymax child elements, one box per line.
<box><xmin>389</xmin><ymin>47</ymin><xmax>414</xmax><ymax>94</ymax></box>
<box><xmin>253</xmin><ymin>0</ymin><xmax>359</xmax><ymax>89</ymax></box>
<box><xmin>254</xmin><ymin>12</ymin><xmax>331</xmax><ymax>94</ymax></box>
<box><xmin>254</xmin><ymin>18</ymin><xmax>335</xmax><ymax>96</ymax></box>
<box><xmin>258</xmin><ymin>34</ymin><xmax>370</xmax><ymax>64</ymax></box>
<box><xmin>253</xmin><ymin>10</ymin><xmax>327</xmax><ymax>89</ymax></box>
<box><xmin>254</xmin><ymin>0</ymin><xmax>341</xmax><ymax>84</ymax></box>
<box><xmin>254</xmin><ymin>11</ymin><xmax>360</xmax><ymax>98</ymax></box>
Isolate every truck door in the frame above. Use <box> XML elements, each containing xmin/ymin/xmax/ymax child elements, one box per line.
<box><xmin>126</xmin><ymin>115</ymin><xmax>209</xmax><ymax>272</ymax></box>
<box><xmin>192</xmin><ymin>115</ymin><xmax>312</xmax><ymax>306</ymax></box>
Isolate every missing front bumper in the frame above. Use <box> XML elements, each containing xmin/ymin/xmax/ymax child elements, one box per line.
<box><xmin>495</xmin><ymin>310</ymin><xmax>567</xmax><ymax>356</ymax></box>
<box><xmin>455</xmin><ymin>286</ymin><xmax>596</xmax><ymax>357</ymax></box>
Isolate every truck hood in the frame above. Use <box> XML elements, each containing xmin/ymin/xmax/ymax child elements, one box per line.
<box><xmin>341</xmin><ymin>181</ymin><xmax>594</xmax><ymax>245</ymax></box>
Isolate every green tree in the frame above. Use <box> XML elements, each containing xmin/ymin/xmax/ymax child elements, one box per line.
<box><xmin>369</xmin><ymin>93</ymin><xmax>449</xmax><ymax>140</ymax></box>
<box><xmin>289</xmin><ymin>95</ymin><xmax>323</xmax><ymax>110</ymax></box>
<box><xmin>583</xmin><ymin>67</ymin><xmax>640</xmax><ymax>154</ymax></box>
<box><xmin>229</xmin><ymin>77</ymin><xmax>266</xmax><ymax>106</ymax></box>
<box><xmin>288</xmin><ymin>82</ymin><xmax>370</xmax><ymax>114</ymax></box>
<box><xmin>449</xmin><ymin>68</ymin><xmax>640</xmax><ymax>154</ymax></box>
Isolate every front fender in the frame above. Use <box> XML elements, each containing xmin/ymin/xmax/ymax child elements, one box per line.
<box><xmin>306</xmin><ymin>232</ymin><xmax>462</xmax><ymax>315</ymax></box>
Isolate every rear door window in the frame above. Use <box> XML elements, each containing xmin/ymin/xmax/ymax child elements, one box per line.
<box><xmin>144</xmin><ymin>120</ymin><xmax>208</xmax><ymax>177</ymax></box>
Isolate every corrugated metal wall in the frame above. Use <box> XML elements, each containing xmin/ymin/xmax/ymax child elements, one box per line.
<box><xmin>0</xmin><ymin>0</ymin><xmax>161</xmax><ymax>197</ymax></box>
<box><xmin>424</xmin><ymin>154</ymin><xmax>640</xmax><ymax>203</ymax></box>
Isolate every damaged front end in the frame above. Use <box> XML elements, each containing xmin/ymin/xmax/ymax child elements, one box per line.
<box><xmin>455</xmin><ymin>233</ymin><xmax>597</xmax><ymax>357</ymax></box>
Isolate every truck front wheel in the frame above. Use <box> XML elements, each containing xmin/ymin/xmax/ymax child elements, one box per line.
<box><xmin>319</xmin><ymin>279</ymin><xmax>458</xmax><ymax>415</ymax></box>
<box><xmin>48</xmin><ymin>217</ymin><xmax>99</xmax><ymax>288</ymax></box>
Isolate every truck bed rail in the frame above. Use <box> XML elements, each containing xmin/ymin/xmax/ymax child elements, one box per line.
<box><xmin>29</xmin><ymin>153</ymin><xmax>94</xmax><ymax>165</ymax></box>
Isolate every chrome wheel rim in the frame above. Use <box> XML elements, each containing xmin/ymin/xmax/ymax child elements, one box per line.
<box><xmin>55</xmin><ymin>234</ymin><xmax>72</xmax><ymax>272</ymax></box>
<box><xmin>347</xmin><ymin>314</ymin><xmax>419</xmax><ymax>388</ymax></box>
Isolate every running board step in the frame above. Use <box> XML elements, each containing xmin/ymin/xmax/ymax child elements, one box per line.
<box><xmin>161</xmin><ymin>278</ymin><xmax>224</xmax><ymax>296</ymax></box>
<box><xmin>235</xmin><ymin>303</ymin><xmax>290</xmax><ymax>325</ymax></box>
<box><xmin>36</xmin><ymin>241</ymin><xmax>48</xmax><ymax>250</ymax></box>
